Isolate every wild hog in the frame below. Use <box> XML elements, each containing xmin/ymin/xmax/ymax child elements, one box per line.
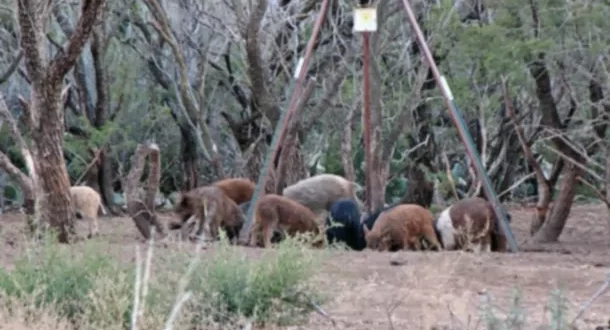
<box><xmin>249</xmin><ymin>194</ymin><xmax>322</xmax><ymax>248</ymax></box>
<box><xmin>282</xmin><ymin>174</ymin><xmax>363</xmax><ymax>222</ymax></box>
<box><xmin>240</xmin><ymin>200</ymin><xmax>284</xmax><ymax>243</ymax></box>
<box><xmin>363</xmin><ymin>204</ymin><xmax>442</xmax><ymax>252</ymax></box>
<box><xmin>173</xmin><ymin>186</ymin><xmax>244</xmax><ymax>243</ymax></box>
<box><xmin>326</xmin><ymin>199</ymin><xmax>363</xmax><ymax>250</ymax></box>
<box><xmin>70</xmin><ymin>186</ymin><xmax>107</xmax><ymax>238</ymax></box>
<box><xmin>361</xmin><ymin>201</ymin><xmax>404</xmax><ymax>232</ymax></box>
<box><xmin>213</xmin><ymin>178</ymin><xmax>256</xmax><ymax>205</ymax></box>
<box><xmin>324</xmin><ymin>200</ymin><xmax>404</xmax><ymax>251</ymax></box>
<box><xmin>434</xmin><ymin>197</ymin><xmax>511</xmax><ymax>253</ymax></box>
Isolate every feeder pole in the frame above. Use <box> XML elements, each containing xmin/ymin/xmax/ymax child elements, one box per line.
<box><xmin>238</xmin><ymin>0</ymin><xmax>332</xmax><ymax>244</ymax></box>
<box><xmin>398</xmin><ymin>0</ymin><xmax>519</xmax><ymax>252</ymax></box>
<box><xmin>353</xmin><ymin>4</ymin><xmax>378</xmax><ymax>214</ymax></box>
<box><xmin>362</xmin><ymin>31</ymin><xmax>373</xmax><ymax>214</ymax></box>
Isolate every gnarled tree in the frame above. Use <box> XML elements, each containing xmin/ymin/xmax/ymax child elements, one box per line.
<box><xmin>124</xmin><ymin>142</ymin><xmax>166</xmax><ymax>240</ymax></box>
<box><xmin>16</xmin><ymin>0</ymin><xmax>106</xmax><ymax>243</ymax></box>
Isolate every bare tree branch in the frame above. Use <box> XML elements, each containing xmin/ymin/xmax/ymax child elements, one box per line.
<box><xmin>0</xmin><ymin>50</ymin><xmax>23</xmax><ymax>85</ymax></box>
<box><xmin>49</xmin><ymin>0</ymin><xmax>106</xmax><ymax>81</ymax></box>
<box><xmin>143</xmin><ymin>0</ymin><xmax>223</xmax><ymax>177</ymax></box>
<box><xmin>124</xmin><ymin>143</ymin><xmax>166</xmax><ymax>240</ymax></box>
<box><xmin>275</xmin><ymin>78</ymin><xmax>317</xmax><ymax>194</ymax></box>
<box><xmin>381</xmin><ymin>65</ymin><xmax>428</xmax><ymax>160</ymax></box>
<box><xmin>245</xmin><ymin>0</ymin><xmax>281</xmax><ymax>126</ymax></box>
<box><xmin>16</xmin><ymin>0</ymin><xmax>49</xmax><ymax>87</ymax></box>
<box><xmin>0</xmin><ymin>93</ymin><xmax>34</xmax><ymax>205</ymax></box>
<box><xmin>341</xmin><ymin>101</ymin><xmax>358</xmax><ymax>182</ymax></box>
<box><xmin>503</xmin><ymin>79</ymin><xmax>553</xmax><ymax>234</ymax></box>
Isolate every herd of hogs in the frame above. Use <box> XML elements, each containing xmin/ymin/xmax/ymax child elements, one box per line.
<box><xmin>70</xmin><ymin>173</ymin><xmax>512</xmax><ymax>253</ymax></box>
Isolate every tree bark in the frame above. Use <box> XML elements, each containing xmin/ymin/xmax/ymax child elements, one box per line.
<box><xmin>275</xmin><ymin>79</ymin><xmax>316</xmax><ymax>194</ymax></box>
<box><xmin>143</xmin><ymin>0</ymin><xmax>226</xmax><ymax>183</ymax></box>
<box><xmin>509</xmin><ymin>0</ymin><xmax>584</xmax><ymax>242</ymax></box>
<box><xmin>83</xmin><ymin>149</ymin><xmax>102</xmax><ymax>192</ymax></box>
<box><xmin>30</xmin><ymin>83</ymin><xmax>76</xmax><ymax>242</ymax></box>
<box><xmin>527</xmin><ymin>56</ymin><xmax>583</xmax><ymax>242</ymax></box>
<box><xmin>366</xmin><ymin>46</ymin><xmax>385</xmax><ymax>211</ymax></box>
<box><xmin>341</xmin><ymin>103</ymin><xmax>358</xmax><ymax>182</ymax></box>
<box><xmin>90</xmin><ymin>27</ymin><xmax>115</xmax><ymax>210</ymax></box>
<box><xmin>243</xmin><ymin>136</ymin><xmax>277</xmax><ymax>194</ymax></box>
<box><xmin>98</xmin><ymin>150</ymin><xmax>114</xmax><ymax>211</ymax></box>
<box><xmin>16</xmin><ymin>0</ymin><xmax>106</xmax><ymax>242</ymax></box>
<box><xmin>179</xmin><ymin>126</ymin><xmax>199</xmax><ymax>190</ymax></box>
<box><xmin>244</xmin><ymin>0</ymin><xmax>281</xmax><ymax>127</ymax></box>
<box><xmin>606</xmin><ymin>143</ymin><xmax>610</xmax><ymax>234</ymax></box>
<box><xmin>400</xmin><ymin>164</ymin><xmax>434</xmax><ymax>208</ymax></box>
<box><xmin>502</xmin><ymin>81</ymin><xmax>553</xmax><ymax>235</ymax></box>
<box><xmin>532</xmin><ymin>163</ymin><xmax>581</xmax><ymax>242</ymax></box>
<box><xmin>124</xmin><ymin>143</ymin><xmax>166</xmax><ymax>240</ymax></box>
<box><xmin>0</xmin><ymin>94</ymin><xmax>35</xmax><ymax>214</ymax></box>
<box><xmin>368</xmin><ymin>125</ymin><xmax>385</xmax><ymax>211</ymax></box>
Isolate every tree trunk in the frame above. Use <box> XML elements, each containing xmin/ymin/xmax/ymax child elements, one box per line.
<box><xmin>180</xmin><ymin>126</ymin><xmax>199</xmax><ymax>190</ymax></box>
<box><xmin>83</xmin><ymin>151</ymin><xmax>101</xmax><ymax>192</ymax></box>
<box><xmin>124</xmin><ymin>143</ymin><xmax>166</xmax><ymax>240</ymax></box>
<box><xmin>31</xmin><ymin>88</ymin><xmax>76</xmax><ymax>243</ymax></box>
<box><xmin>98</xmin><ymin>151</ymin><xmax>114</xmax><ymax>211</ymax></box>
<box><xmin>605</xmin><ymin>143</ymin><xmax>610</xmax><ymax>234</ymax></box>
<box><xmin>532</xmin><ymin>162</ymin><xmax>581</xmax><ymax>243</ymax></box>
<box><xmin>368</xmin><ymin>129</ymin><xmax>386</xmax><ymax>211</ymax></box>
<box><xmin>275</xmin><ymin>137</ymin><xmax>308</xmax><ymax>194</ymax></box>
<box><xmin>368</xmin><ymin>45</ymin><xmax>386</xmax><ymax>212</ymax></box>
<box><xmin>15</xmin><ymin>0</ymin><xmax>106</xmax><ymax>242</ymax></box>
<box><xmin>341</xmin><ymin>103</ymin><xmax>357</xmax><ymax>182</ymax></box>
<box><xmin>90</xmin><ymin>28</ymin><xmax>114</xmax><ymax>212</ymax></box>
<box><xmin>275</xmin><ymin>79</ymin><xmax>316</xmax><ymax>194</ymax></box>
<box><xmin>243</xmin><ymin>136</ymin><xmax>276</xmax><ymax>194</ymax></box>
<box><xmin>79</xmin><ymin>148</ymin><xmax>114</xmax><ymax>213</ymax></box>
<box><xmin>400</xmin><ymin>164</ymin><xmax>434</xmax><ymax>208</ymax></box>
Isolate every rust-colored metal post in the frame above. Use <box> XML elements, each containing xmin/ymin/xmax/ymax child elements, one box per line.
<box><xmin>362</xmin><ymin>31</ymin><xmax>372</xmax><ymax>214</ymax></box>
<box><xmin>238</xmin><ymin>0</ymin><xmax>332</xmax><ymax>243</ymax></box>
<box><xmin>398</xmin><ymin>0</ymin><xmax>519</xmax><ymax>252</ymax></box>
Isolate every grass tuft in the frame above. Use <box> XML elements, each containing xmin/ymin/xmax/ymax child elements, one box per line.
<box><xmin>0</xmin><ymin>231</ymin><xmax>325</xmax><ymax>329</ymax></box>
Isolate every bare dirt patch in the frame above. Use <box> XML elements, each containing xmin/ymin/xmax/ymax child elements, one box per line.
<box><xmin>1</xmin><ymin>203</ymin><xmax>609</xmax><ymax>329</ymax></box>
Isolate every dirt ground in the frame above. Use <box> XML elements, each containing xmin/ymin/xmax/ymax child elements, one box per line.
<box><xmin>1</xmin><ymin>203</ymin><xmax>609</xmax><ymax>330</ymax></box>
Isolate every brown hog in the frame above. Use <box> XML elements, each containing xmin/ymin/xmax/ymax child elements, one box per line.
<box><xmin>434</xmin><ymin>197</ymin><xmax>510</xmax><ymax>253</ymax></box>
<box><xmin>282</xmin><ymin>174</ymin><xmax>363</xmax><ymax>222</ymax></box>
<box><xmin>213</xmin><ymin>178</ymin><xmax>256</xmax><ymax>205</ymax></box>
<box><xmin>173</xmin><ymin>186</ymin><xmax>244</xmax><ymax>243</ymax></box>
<box><xmin>363</xmin><ymin>204</ymin><xmax>442</xmax><ymax>252</ymax></box>
<box><xmin>70</xmin><ymin>186</ymin><xmax>107</xmax><ymax>238</ymax></box>
<box><xmin>248</xmin><ymin>194</ymin><xmax>322</xmax><ymax>248</ymax></box>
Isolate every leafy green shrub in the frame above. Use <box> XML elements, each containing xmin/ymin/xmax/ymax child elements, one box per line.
<box><xmin>0</xmin><ymin>231</ymin><xmax>325</xmax><ymax>329</ymax></box>
<box><xmin>188</xmin><ymin>232</ymin><xmax>325</xmax><ymax>326</ymax></box>
<box><xmin>0</xmin><ymin>235</ymin><xmax>123</xmax><ymax>321</ymax></box>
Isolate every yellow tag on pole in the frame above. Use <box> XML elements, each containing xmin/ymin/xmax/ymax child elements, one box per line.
<box><xmin>353</xmin><ymin>7</ymin><xmax>377</xmax><ymax>32</ymax></box>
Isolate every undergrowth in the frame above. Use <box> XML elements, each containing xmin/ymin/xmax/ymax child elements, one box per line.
<box><xmin>477</xmin><ymin>286</ymin><xmax>575</xmax><ymax>330</ymax></box>
<box><xmin>0</xmin><ymin>231</ymin><xmax>325</xmax><ymax>329</ymax></box>
<box><xmin>0</xmin><ymin>231</ymin><xmax>601</xmax><ymax>330</ymax></box>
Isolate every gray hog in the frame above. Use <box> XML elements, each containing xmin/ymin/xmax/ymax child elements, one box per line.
<box><xmin>282</xmin><ymin>174</ymin><xmax>364</xmax><ymax>222</ymax></box>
